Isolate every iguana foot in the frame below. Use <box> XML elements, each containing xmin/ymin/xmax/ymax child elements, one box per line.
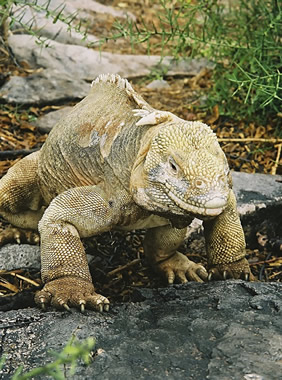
<box><xmin>0</xmin><ymin>227</ymin><xmax>39</xmax><ymax>246</ymax></box>
<box><xmin>207</xmin><ymin>258</ymin><xmax>255</xmax><ymax>281</ymax></box>
<box><xmin>155</xmin><ymin>252</ymin><xmax>208</xmax><ymax>284</ymax></box>
<box><xmin>34</xmin><ymin>277</ymin><xmax>110</xmax><ymax>312</ymax></box>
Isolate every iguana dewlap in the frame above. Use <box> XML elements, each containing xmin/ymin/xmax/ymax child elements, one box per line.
<box><xmin>0</xmin><ymin>74</ymin><xmax>254</xmax><ymax>312</ymax></box>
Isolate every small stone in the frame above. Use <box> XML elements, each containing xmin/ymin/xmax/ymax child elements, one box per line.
<box><xmin>34</xmin><ymin>107</ymin><xmax>73</xmax><ymax>133</ymax></box>
<box><xmin>146</xmin><ymin>79</ymin><xmax>170</xmax><ymax>89</ymax></box>
<box><xmin>244</xmin><ymin>374</ymin><xmax>264</xmax><ymax>380</ymax></box>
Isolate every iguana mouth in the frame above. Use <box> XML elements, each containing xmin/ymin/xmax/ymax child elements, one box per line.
<box><xmin>167</xmin><ymin>189</ymin><xmax>227</xmax><ymax>217</ymax></box>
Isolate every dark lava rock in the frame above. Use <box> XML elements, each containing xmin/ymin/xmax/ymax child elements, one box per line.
<box><xmin>0</xmin><ymin>281</ymin><xmax>281</xmax><ymax>379</ymax></box>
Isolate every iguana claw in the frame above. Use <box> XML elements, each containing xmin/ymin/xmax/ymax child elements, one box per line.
<box><xmin>34</xmin><ymin>277</ymin><xmax>110</xmax><ymax>312</ymax></box>
<box><xmin>63</xmin><ymin>303</ymin><xmax>71</xmax><ymax>313</ymax></box>
<box><xmin>79</xmin><ymin>301</ymin><xmax>86</xmax><ymax>313</ymax></box>
<box><xmin>207</xmin><ymin>258</ymin><xmax>255</xmax><ymax>281</ymax></box>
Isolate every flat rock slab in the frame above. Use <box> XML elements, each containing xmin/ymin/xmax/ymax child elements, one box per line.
<box><xmin>0</xmin><ymin>34</ymin><xmax>211</xmax><ymax>105</ymax></box>
<box><xmin>7</xmin><ymin>34</ymin><xmax>210</xmax><ymax>80</ymax></box>
<box><xmin>232</xmin><ymin>171</ymin><xmax>282</xmax><ymax>214</ymax></box>
<box><xmin>0</xmin><ymin>70</ymin><xmax>90</xmax><ymax>105</ymax></box>
<box><xmin>10</xmin><ymin>0</ymin><xmax>135</xmax><ymax>47</ymax></box>
<box><xmin>10</xmin><ymin>5</ymin><xmax>99</xmax><ymax>47</ymax></box>
<box><xmin>0</xmin><ymin>281</ymin><xmax>281</xmax><ymax>379</ymax></box>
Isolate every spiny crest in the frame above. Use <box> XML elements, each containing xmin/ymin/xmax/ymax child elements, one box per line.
<box><xmin>91</xmin><ymin>73</ymin><xmax>134</xmax><ymax>92</ymax></box>
<box><xmin>91</xmin><ymin>74</ymin><xmax>151</xmax><ymax>112</ymax></box>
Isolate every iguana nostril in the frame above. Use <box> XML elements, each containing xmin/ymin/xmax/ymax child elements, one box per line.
<box><xmin>195</xmin><ymin>179</ymin><xmax>205</xmax><ymax>189</ymax></box>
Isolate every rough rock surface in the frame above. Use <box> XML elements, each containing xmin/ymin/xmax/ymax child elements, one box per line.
<box><xmin>0</xmin><ymin>281</ymin><xmax>281</xmax><ymax>379</ymax></box>
<box><xmin>0</xmin><ymin>244</ymin><xmax>40</xmax><ymax>271</ymax></box>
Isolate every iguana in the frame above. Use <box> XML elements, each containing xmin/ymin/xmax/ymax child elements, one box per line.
<box><xmin>0</xmin><ymin>74</ymin><xmax>254</xmax><ymax>312</ymax></box>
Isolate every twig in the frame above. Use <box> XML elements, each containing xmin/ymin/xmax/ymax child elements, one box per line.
<box><xmin>107</xmin><ymin>258</ymin><xmax>141</xmax><ymax>277</ymax></box>
<box><xmin>10</xmin><ymin>272</ymin><xmax>40</xmax><ymax>287</ymax></box>
<box><xmin>218</xmin><ymin>138</ymin><xmax>282</xmax><ymax>143</ymax></box>
<box><xmin>0</xmin><ymin>148</ymin><xmax>39</xmax><ymax>159</ymax></box>
<box><xmin>249</xmin><ymin>257</ymin><xmax>278</xmax><ymax>266</ymax></box>
<box><xmin>271</xmin><ymin>143</ymin><xmax>282</xmax><ymax>175</ymax></box>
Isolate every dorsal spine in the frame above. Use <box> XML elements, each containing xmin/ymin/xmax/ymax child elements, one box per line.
<box><xmin>91</xmin><ymin>74</ymin><xmax>134</xmax><ymax>92</ymax></box>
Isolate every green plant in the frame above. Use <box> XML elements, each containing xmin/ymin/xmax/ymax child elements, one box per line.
<box><xmin>1</xmin><ymin>337</ymin><xmax>95</xmax><ymax>380</ymax></box>
<box><xmin>112</xmin><ymin>0</ymin><xmax>282</xmax><ymax>122</ymax></box>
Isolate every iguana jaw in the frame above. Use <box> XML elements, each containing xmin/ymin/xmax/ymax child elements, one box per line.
<box><xmin>165</xmin><ymin>187</ymin><xmax>227</xmax><ymax>217</ymax></box>
<box><xmin>131</xmin><ymin>171</ymin><xmax>228</xmax><ymax>218</ymax></box>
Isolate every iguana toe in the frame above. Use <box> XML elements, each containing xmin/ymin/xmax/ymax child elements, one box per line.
<box><xmin>156</xmin><ymin>252</ymin><xmax>208</xmax><ymax>284</ymax></box>
<box><xmin>208</xmin><ymin>258</ymin><xmax>255</xmax><ymax>281</ymax></box>
<box><xmin>34</xmin><ymin>277</ymin><xmax>110</xmax><ymax>312</ymax></box>
<box><xmin>0</xmin><ymin>227</ymin><xmax>39</xmax><ymax>246</ymax></box>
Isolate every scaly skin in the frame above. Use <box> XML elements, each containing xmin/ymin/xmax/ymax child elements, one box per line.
<box><xmin>0</xmin><ymin>74</ymin><xmax>254</xmax><ymax>312</ymax></box>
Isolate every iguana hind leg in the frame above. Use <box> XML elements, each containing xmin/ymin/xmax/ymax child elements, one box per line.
<box><xmin>0</xmin><ymin>151</ymin><xmax>43</xmax><ymax>245</ymax></box>
<box><xmin>143</xmin><ymin>224</ymin><xmax>208</xmax><ymax>283</ymax></box>
<box><xmin>203</xmin><ymin>189</ymin><xmax>255</xmax><ymax>281</ymax></box>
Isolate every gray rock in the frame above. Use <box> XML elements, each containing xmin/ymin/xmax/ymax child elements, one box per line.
<box><xmin>10</xmin><ymin>5</ymin><xmax>99</xmax><ymax>46</ymax></box>
<box><xmin>0</xmin><ymin>69</ymin><xmax>89</xmax><ymax>105</ymax></box>
<box><xmin>7</xmin><ymin>34</ymin><xmax>211</xmax><ymax>81</ymax></box>
<box><xmin>0</xmin><ymin>281</ymin><xmax>281</xmax><ymax>379</ymax></box>
<box><xmin>34</xmin><ymin>106</ymin><xmax>73</xmax><ymax>133</ymax></box>
<box><xmin>34</xmin><ymin>0</ymin><xmax>136</xmax><ymax>21</ymax></box>
<box><xmin>146</xmin><ymin>79</ymin><xmax>170</xmax><ymax>89</ymax></box>
<box><xmin>0</xmin><ymin>244</ymin><xmax>40</xmax><ymax>270</ymax></box>
<box><xmin>9</xmin><ymin>0</ymin><xmax>136</xmax><ymax>47</ymax></box>
<box><xmin>0</xmin><ymin>244</ymin><xmax>93</xmax><ymax>271</ymax></box>
<box><xmin>232</xmin><ymin>171</ymin><xmax>282</xmax><ymax>215</ymax></box>
<box><xmin>186</xmin><ymin>172</ymin><xmax>282</xmax><ymax>237</ymax></box>
<box><xmin>1</xmin><ymin>34</ymin><xmax>211</xmax><ymax>105</ymax></box>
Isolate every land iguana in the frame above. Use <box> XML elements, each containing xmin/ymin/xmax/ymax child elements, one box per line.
<box><xmin>0</xmin><ymin>74</ymin><xmax>254</xmax><ymax>312</ymax></box>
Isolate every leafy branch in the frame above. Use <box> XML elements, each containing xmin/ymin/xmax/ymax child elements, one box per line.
<box><xmin>0</xmin><ymin>337</ymin><xmax>96</xmax><ymax>380</ymax></box>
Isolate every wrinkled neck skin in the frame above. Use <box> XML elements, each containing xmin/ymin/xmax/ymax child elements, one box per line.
<box><xmin>129</xmin><ymin>122</ymin><xmax>231</xmax><ymax>224</ymax></box>
<box><xmin>130</xmin><ymin>125</ymin><xmax>168</xmax><ymax>211</ymax></box>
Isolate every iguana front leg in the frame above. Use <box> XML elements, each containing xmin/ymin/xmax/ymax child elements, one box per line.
<box><xmin>203</xmin><ymin>189</ymin><xmax>254</xmax><ymax>281</ymax></box>
<box><xmin>143</xmin><ymin>224</ymin><xmax>208</xmax><ymax>283</ymax></box>
<box><xmin>35</xmin><ymin>185</ymin><xmax>115</xmax><ymax>312</ymax></box>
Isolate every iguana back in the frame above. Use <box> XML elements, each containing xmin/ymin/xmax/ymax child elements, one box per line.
<box><xmin>38</xmin><ymin>75</ymin><xmax>151</xmax><ymax>203</ymax></box>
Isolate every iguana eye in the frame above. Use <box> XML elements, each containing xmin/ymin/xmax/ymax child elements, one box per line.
<box><xmin>168</xmin><ymin>157</ymin><xmax>178</xmax><ymax>173</ymax></box>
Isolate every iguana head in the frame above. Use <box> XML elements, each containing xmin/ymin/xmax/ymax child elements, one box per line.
<box><xmin>130</xmin><ymin>110</ymin><xmax>231</xmax><ymax>219</ymax></box>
